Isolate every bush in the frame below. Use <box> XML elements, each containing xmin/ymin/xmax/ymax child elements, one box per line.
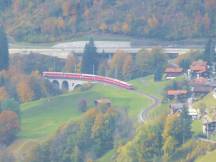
<box><xmin>0</xmin><ymin>111</ymin><xmax>20</xmax><ymax>145</ymax></box>
<box><xmin>0</xmin><ymin>99</ymin><xmax>20</xmax><ymax>117</ymax></box>
<box><xmin>78</xmin><ymin>99</ymin><xmax>88</xmax><ymax>112</ymax></box>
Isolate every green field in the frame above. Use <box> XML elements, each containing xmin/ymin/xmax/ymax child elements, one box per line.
<box><xmin>12</xmin><ymin>76</ymin><xmax>197</xmax><ymax>162</ymax></box>
<box><xmin>19</xmin><ymin>84</ymin><xmax>151</xmax><ymax>140</ymax></box>
<box><xmin>192</xmin><ymin>120</ymin><xmax>203</xmax><ymax>136</ymax></box>
<box><xmin>130</xmin><ymin>76</ymin><xmax>169</xmax><ymax>99</ymax></box>
<box><xmin>8</xmin><ymin>82</ymin><xmax>153</xmax><ymax>161</ymax></box>
<box><xmin>196</xmin><ymin>150</ymin><xmax>216</xmax><ymax>162</ymax></box>
<box><xmin>193</xmin><ymin>93</ymin><xmax>216</xmax><ymax>111</ymax></box>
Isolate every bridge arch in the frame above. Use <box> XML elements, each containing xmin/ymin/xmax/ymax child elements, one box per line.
<box><xmin>52</xmin><ymin>80</ymin><xmax>60</xmax><ymax>89</ymax></box>
<box><xmin>74</xmin><ymin>84</ymin><xmax>82</xmax><ymax>90</ymax></box>
<box><xmin>62</xmin><ymin>80</ymin><xmax>69</xmax><ymax>91</ymax></box>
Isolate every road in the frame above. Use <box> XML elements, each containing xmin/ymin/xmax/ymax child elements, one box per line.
<box><xmin>9</xmin><ymin>47</ymin><xmax>198</xmax><ymax>57</ymax></box>
<box><xmin>140</xmin><ymin>94</ymin><xmax>161</xmax><ymax>122</ymax></box>
<box><xmin>134</xmin><ymin>90</ymin><xmax>161</xmax><ymax>122</ymax></box>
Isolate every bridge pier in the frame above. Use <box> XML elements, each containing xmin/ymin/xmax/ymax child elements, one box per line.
<box><xmin>49</xmin><ymin>79</ymin><xmax>88</xmax><ymax>91</ymax></box>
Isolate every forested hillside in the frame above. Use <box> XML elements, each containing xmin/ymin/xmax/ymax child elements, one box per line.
<box><xmin>0</xmin><ymin>0</ymin><xmax>216</xmax><ymax>42</ymax></box>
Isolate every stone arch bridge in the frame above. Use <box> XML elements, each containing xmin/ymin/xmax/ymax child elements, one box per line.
<box><xmin>43</xmin><ymin>72</ymin><xmax>134</xmax><ymax>91</ymax></box>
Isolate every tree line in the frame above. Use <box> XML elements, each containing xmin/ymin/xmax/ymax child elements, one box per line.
<box><xmin>1</xmin><ymin>0</ymin><xmax>216</xmax><ymax>42</ymax></box>
<box><xmin>76</xmin><ymin>39</ymin><xmax>168</xmax><ymax>81</ymax></box>
<box><xmin>33</xmin><ymin>104</ymin><xmax>133</xmax><ymax>162</ymax></box>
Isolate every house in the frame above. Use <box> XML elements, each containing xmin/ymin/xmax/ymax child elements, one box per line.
<box><xmin>165</xmin><ymin>67</ymin><xmax>183</xmax><ymax>79</ymax></box>
<box><xmin>191</xmin><ymin>86</ymin><xmax>212</xmax><ymax>96</ymax></box>
<box><xmin>189</xmin><ymin>60</ymin><xmax>209</xmax><ymax>79</ymax></box>
<box><xmin>94</xmin><ymin>98</ymin><xmax>112</xmax><ymax>108</ymax></box>
<box><xmin>167</xmin><ymin>90</ymin><xmax>189</xmax><ymax>99</ymax></box>
<box><xmin>213</xmin><ymin>88</ymin><xmax>216</xmax><ymax>99</ymax></box>
<box><xmin>189</xmin><ymin>77</ymin><xmax>212</xmax><ymax>96</ymax></box>
<box><xmin>169</xmin><ymin>103</ymin><xmax>186</xmax><ymax>114</ymax></box>
<box><xmin>188</xmin><ymin>108</ymin><xmax>200</xmax><ymax>120</ymax></box>
<box><xmin>203</xmin><ymin>120</ymin><xmax>216</xmax><ymax>136</ymax></box>
<box><xmin>190</xmin><ymin>77</ymin><xmax>208</xmax><ymax>86</ymax></box>
<box><xmin>169</xmin><ymin>103</ymin><xmax>200</xmax><ymax>120</ymax></box>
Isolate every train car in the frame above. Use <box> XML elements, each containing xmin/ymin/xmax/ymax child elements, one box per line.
<box><xmin>42</xmin><ymin>72</ymin><xmax>135</xmax><ymax>90</ymax></box>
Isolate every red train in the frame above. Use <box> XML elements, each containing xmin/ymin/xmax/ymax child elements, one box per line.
<box><xmin>42</xmin><ymin>72</ymin><xmax>134</xmax><ymax>90</ymax></box>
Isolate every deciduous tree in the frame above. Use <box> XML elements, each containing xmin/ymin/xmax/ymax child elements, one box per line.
<box><xmin>16</xmin><ymin>79</ymin><xmax>34</xmax><ymax>103</ymax></box>
<box><xmin>0</xmin><ymin>111</ymin><xmax>19</xmax><ymax>145</ymax></box>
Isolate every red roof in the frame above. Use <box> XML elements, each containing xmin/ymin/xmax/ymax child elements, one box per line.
<box><xmin>167</xmin><ymin>90</ymin><xmax>188</xmax><ymax>96</ymax></box>
<box><xmin>190</xmin><ymin>60</ymin><xmax>208</xmax><ymax>73</ymax></box>
<box><xmin>191</xmin><ymin>60</ymin><xmax>207</xmax><ymax>66</ymax></box>
<box><xmin>165</xmin><ymin>67</ymin><xmax>183</xmax><ymax>73</ymax></box>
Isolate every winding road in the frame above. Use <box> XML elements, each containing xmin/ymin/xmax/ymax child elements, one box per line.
<box><xmin>134</xmin><ymin>90</ymin><xmax>161</xmax><ymax>122</ymax></box>
<box><xmin>140</xmin><ymin>94</ymin><xmax>161</xmax><ymax>122</ymax></box>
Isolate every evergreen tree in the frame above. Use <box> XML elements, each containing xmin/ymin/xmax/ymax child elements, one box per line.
<box><xmin>0</xmin><ymin>27</ymin><xmax>9</xmax><ymax>70</ymax></box>
<box><xmin>81</xmin><ymin>38</ymin><xmax>98</xmax><ymax>74</ymax></box>
<box><xmin>179</xmin><ymin>108</ymin><xmax>192</xmax><ymax>144</ymax></box>
<box><xmin>151</xmin><ymin>49</ymin><xmax>167</xmax><ymax>81</ymax></box>
<box><xmin>204</xmin><ymin>38</ymin><xmax>215</xmax><ymax>65</ymax></box>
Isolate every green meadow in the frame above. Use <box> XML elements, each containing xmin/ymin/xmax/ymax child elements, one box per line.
<box><xmin>19</xmin><ymin>84</ymin><xmax>152</xmax><ymax>140</ymax></box>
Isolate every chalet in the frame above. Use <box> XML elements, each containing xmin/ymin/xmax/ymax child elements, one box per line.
<box><xmin>189</xmin><ymin>60</ymin><xmax>209</xmax><ymax>79</ymax></box>
<box><xmin>94</xmin><ymin>98</ymin><xmax>112</xmax><ymax>108</ymax></box>
<box><xmin>190</xmin><ymin>77</ymin><xmax>208</xmax><ymax>86</ymax></box>
<box><xmin>213</xmin><ymin>88</ymin><xmax>216</xmax><ymax>99</ymax></box>
<box><xmin>203</xmin><ymin>120</ymin><xmax>216</xmax><ymax>136</ymax></box>
<box><xmin>165</xmin><ymin>67</ymin><xmax>183</xmax><ymax>79</ymax></box>
<box><xmin>167</xmin><ymin>90</ymin><xmax>189</xmax><ymax>99</ymax></box>
<box><xmin>189</xmin><ymin>77</ymin><xmax>212</xmax><ymax>96</ymax></box>
<box><xmin>169</xmin><ymin>103</ymin><xmax>185</xmax><ymax>114</ymax></box>
<box><xmin>188</xmin><ymin>108</ymin><xmax>200</xmax><ymax>120</ymax></box>
<box><xmin>191</xmin><ymin>86</ymin><xmax>212</xmax><ymax>95</ymax></box>
<box><xmin>169</xmin><ymin>103</ymin><xmax>200</xmax><ymax>120</ymax></box>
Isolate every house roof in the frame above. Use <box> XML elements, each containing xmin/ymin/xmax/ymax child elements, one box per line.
<box><xmin>167</xmin><ymin>90</ymin><xmax>188</xmax><ymax>96</ymax></box>
<box><xmin>191</xmin><ymin>60</ymin><xmax>208</xmax><ymax>66</ymax></box>
<box><xmin>95</xmin><ymin>98</ymin><xmax>111</xmax><ymax>104</ymax></box>
<box><xmin>190</xmin><ymin>60</ymin><xmax>208</xmax><ymax>73</ymax></box>
<box><xmin>165</xmin><ymin>67</ymin><xmax>183</xmax><ymax>73</ymax></box>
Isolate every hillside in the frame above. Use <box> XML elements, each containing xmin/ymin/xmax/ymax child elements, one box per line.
<box><xmin>20</xmin><ymin>84</ymin><xmax>152</xmax><ymax>139</ymax></box>
<box><xmin>196</xmin><ymin>150</ymin><xmax>216</xmax><ymax>162</ymax></box>
<box><xmin>1</xmin><ymin>0</ymin><xmax>216</xmax><ymax>42</ymax></box>
<box><xmin>7</xmin><ymin>82</ymin><xmax>153</xmax><ymax>161</ymax></box>
<box><xmin>193</xmin><ymin>93</ymin><xmax>216</xmax><ymax>120</ymax></box>
<box><xmin>7</xmin><ymin>76</ymin><xmax>171</xmax><ymax>161</ymax></box>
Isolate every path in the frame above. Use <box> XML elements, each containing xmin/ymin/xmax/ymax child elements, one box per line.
<box><xmin>134</xmin><ymin>90</ymin><xmax>161</xmax><ymax>122</ymax></box>
<box><xmin>140</xmin><ymin>95</ymin><xmax>161</xmax><ymax>122</ymax></box>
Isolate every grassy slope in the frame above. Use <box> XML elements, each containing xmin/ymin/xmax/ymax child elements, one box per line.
<box><xmin>130</xmin><ymin>75</ymin><xmax>169</xmax><ymax>98</ymax></box>
<box><xmin>9</xmin><ymin>83</ymin><xmax>152</xmax><ymax>161</ymax></box>
<box><xmin>20</xmin><ymin>85</ymin><xmax>151</xmax><ymax>138</ymax></box>
<box><xmin>130</xmin><ymin>76</ymin><xmax>170</xmax><ymax>117</ymax></box>
<box><xmin>97</xmin><ymin>76</ymin><xmax>171</xmax><ymax>162</ymax></box>
<box><xmin>20</xmin><ymin>84</ymin><xmax>151</xmax><ymax>140</ymax></box>
<box><xmin>193</xmin><ymin>94</ymin><xmax>216</xmax><ymax>161</ymax></box>
<box><xmin>11</xmin><ymin>75</ymin><xmax>191</xmax><ymax>162</ymax></box>
<box><xmin>196</xmin><ymin>150</ymin><xmax>216</xmax><ymax>162</ymax></box>
<box><xmin>192</xmin><ymin>93</ymin><xmax>216</xmax><ymax>135</ymax></box>
<box><xmin>193</xmin><ymin>93</ymin><xmax>216</xmax><ymax>111</ymax></box>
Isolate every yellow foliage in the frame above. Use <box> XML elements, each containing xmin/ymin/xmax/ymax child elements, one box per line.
<box><xmin>99</xmin><ymin>23</ymin><xmax>108</xmax><ymax>32</ymax></box>
<box><xmin>147</xmin><ymin>16</ymin><xmax>158</xmax><ymax>28</ymax></box>
<box><xmin>16</xmin><ymin>79</ymin><xmax>34</xmax><ymax>103</ymax></box>
<box><xmin>122</xmin><ymin>23</ymin><xmax>130</xmax><ymax>33</ymax></box>
<box><xmin>0</xmin><ymin>87</ymin><xmax>8</xmax><ymax>102</ymax></box>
